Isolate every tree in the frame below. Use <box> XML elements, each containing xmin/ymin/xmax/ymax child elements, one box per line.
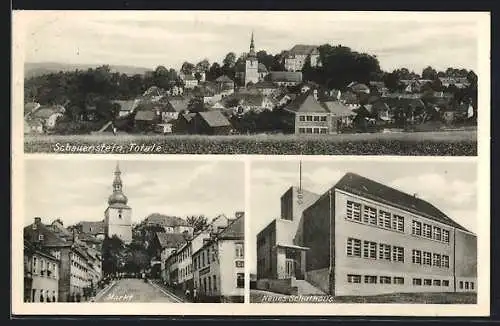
<box><xmin>206</xmin><ymin>62</ymin><xmax>224</xmax><ymax>81</ymax></box>
<box><xmin>186</xmin><ymin>215</ymin><xmax>209</xmax><ymax>233</ymax></box>
<box><xmin>196</xmin><ymin>59</ymin><xmax>210</xmax><ymax>73</ymax></box>
<box><xmin>222</xmin><ymin>52</ymin><xmax>237</xmax><ymax>68</ymax></box>
<box><xmin>102</xmin><ymin>235</ymin><xmax>125</xmax><ymax>276</ymax></box>
<box><xmin>181</xmin><ymin>62</ymin><xmax>195</xmax><ymax>75</ymax></box>
<box><xmin>422</xmin><ymin>66</ymin><xmax>438</xmax><ymax>80</ymax></box>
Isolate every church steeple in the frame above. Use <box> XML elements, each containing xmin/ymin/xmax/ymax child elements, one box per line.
<box><xmin>108</xmin><ymin>162</ymin><xmax>128</xmax><ymax>205</ymax></box>
<box><xmin>249</xmin><ymin>31</ymin><xmax>256</xmax><ymax>57</ymax></box>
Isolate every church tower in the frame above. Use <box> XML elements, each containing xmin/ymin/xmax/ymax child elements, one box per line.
<box><xmin>244</xmin><ymin>32</ymin><xmax>259</xmax><ymax>86</ymax></box>
<box><xmin>104</xmin><ymin>162</ymin><xmax>132</xmax><ymax>244</ymax></box>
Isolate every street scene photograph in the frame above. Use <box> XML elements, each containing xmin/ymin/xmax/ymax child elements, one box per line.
<box><xmin>249</xmin><ymin>159</ymin><xmax>478</xmax><ymax>304</ymax></box>
<box><xmin>22</xmin><ymin>159</ymin><xmax>244</xmax><ymax>303</ymax></box>
<box><xmin>17</xmin><ymin>11</ymin><xmax>485</xmax><ymax>155</ymax></box>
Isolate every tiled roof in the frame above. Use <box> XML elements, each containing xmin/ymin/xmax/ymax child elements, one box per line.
<box><xmin>323</xmin><ymin>101</ymin><xmax>356</xmax><ymax>117</ymax></box>
<box><xmin>24</xmin><ymin>222</ymin><xmax>72</xmax><ymax>247</ymax></box>
<box><xmin>198</xmin><ymin>111</ymin><xmax>231</xmax><ymax>127</ymax></box>
<box><xmin>216</xmin><ymin>75</ymin><xmax>234</xmax><ymax>83</ymax></box>
<box><xmin>254</xmin><ymin>81</ymin><xmax>278</xmax><ymax>89</ymax></box>
<box><xmin>156</xmin><ymin>232</ymin><xmax>187</xmax><ymax>249</ymax></box>
<box><xmin>334</xmin><ymin>173</ymin><xmax>470</xmax><ymax>232</ymax></box>
<box><xmin>167</xmin><ymin>97</ymin><xmax>190</xmax><ymax>113</ymax></box>
<box><xmin>218</xmin><ymin>214</ymin><xmax>244</xmax><ymax>240</ymax></box>
<box><xmin>77</xmin><ymin>221</ymin><xmax>105</xmax><ymax>235</ymax></box>
<box><xmin>269</xmin><ymin>71</ymin><xmax>303</xmax><ymax>83</ymax></box>
<box><xmin>288</xmin><ymin>44</ymin><xmax>319</xmax><ymax>55</ymax></box>
<box><xmin>285</xmin><ymin>92</ymin><xmax>329</xmax><ymax>114</ymax></box>
<box><xmin>182</xmin><ymin>113</ymin><xmax>197</xmax><ymax>122</ymax></box>
<box><xmin>112</xmin><ymin>100</ymin><xmax>137</xmax><ymax>111</ymax></box>
<box><xmin>134</xmin><ymin>110</ymin><xmax>157</xmax><ymax>121</ymax></box>
<box><xmin>24</xmin><ymin>239</ymin><xmax>59</xmax><ymax>261</ymax></box>
<box><xmin>144</xmin><ymin>213</ymin><xmax>190</xmax><ymax>227</ymax></box>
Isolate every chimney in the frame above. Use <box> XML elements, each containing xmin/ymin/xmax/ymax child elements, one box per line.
<box><xmin>413</xmin><ymin>193</ymin><xmax>418</xmax><ymax>198</ymax></box>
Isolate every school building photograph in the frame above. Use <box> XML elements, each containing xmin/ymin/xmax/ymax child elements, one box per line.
<box><xmin>249</xmin><ymin>159</ymin><xmax>478</xmax><ymax>303</ymax></box>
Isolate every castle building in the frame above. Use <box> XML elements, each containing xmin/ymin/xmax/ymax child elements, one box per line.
<box><xmin>244</xmin><ymin>32</ymin><xmax>260</xmax><ymax>86</ymax></box>
<box><xmin>256</xmin><ymin>171</ymin><xmax>477</xmax><ymax>296</ymax></box>
<box><xmin>104</xmin><ymin>163</ymin><xmax>132</xmax><ymax>244</ymax></box>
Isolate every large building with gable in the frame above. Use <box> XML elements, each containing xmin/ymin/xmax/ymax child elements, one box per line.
<box><xmin>256</xmin><ymin>171</ymin><xmax>477</xmax><ymax>296</ymax></box>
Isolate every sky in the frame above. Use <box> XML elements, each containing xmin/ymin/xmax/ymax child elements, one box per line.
<box><xmin>16</xmin><ymin>11</ymin><xmax>483</xmax><ymax>73</ymax></box>
<box><xmin>24</xmin><ymin>159</ymin><xmax>244</xmax><ymax>227</ymax></box>
<box><xmin>248</xmin><ymin>159</ymin><xmax>477</xmax><ymax>273</ymax></box>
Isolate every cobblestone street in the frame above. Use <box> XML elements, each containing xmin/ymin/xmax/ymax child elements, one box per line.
<box><xmin>95</xmin><ymin>278</ymin><xmax>183</xmax><ymax>303</ymax></box>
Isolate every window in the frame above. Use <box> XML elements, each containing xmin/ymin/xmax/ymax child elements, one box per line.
<box><xmin>412</xmin><ymin>249</ymin><xmax>422</xmax><ymax>264</ymax></box>
<box><xmin>213</xmin><ymin>275</ymin><xmax>217</xmax><ymax>291</ymax></box>
<box><xmin>364</xmin><ymin>275</ymin><xmax>377</xmax><ymax>284</ymax></box>
<box><xmin>442</xmin><ymin>255</ymin><xmax>450</xmax><ymax>268</ymax></box>
<box><xmin>394</xmin><ymin>215</ymin><xmax>404</xmax><ymax>232</ymax></box>
<box><xmin>363</xmin><ymin>241</ymin><xmax>377</xmax><ymax>259</ymax></box>
<box><xmin>423</xmin><ymin>224</ymin><xmax>432</xmax><ymax>238</ymax></box>
<box><xmin>306</xmin><ymin>128</ymin><xmax>312</xmax><ymax>134</ymax></box>
<box><xmin>379</xmin><ymin>243</ymin><xmax>391</xmax><ymax>261</ymax></box>
<box><xmin>236</xmin><ymin>273</ymin><xmax>244</xmax><ymax>288</ymax></box>
<box><xmin>394</xmin><ymin>277</ymin><xmax>405</xmax><ymax>285</ymax></box>
<box><xmin>412</xmin><ymin>221</ymin><xmax>422</xmax><ymax>236</ymax></box>
<box><xmin>299</xmin><ymin>128</ymin><xmax>306</xmax><ymax>133</ymax></box>
<box><xmin>320</xmin><ymin>116</ymin><xmax>327</xmax><ymax>122</ymax></box>
<box><xmin>423</xmin><ymin>251</ymin><xmax>432</xmax><ymax>265</ymax></box>
<box><xmin>38</xmin><ymin>234</ymin><xmax>44</xmax><ymax>241</ymax></box>
<box><xmin>313</xmin><ymin>116</ymin><xmax>320</xmax><ymax>122</ymax></box>
<box><xmin>346</xmin><ymin>201</ymin><xmax>361</xmax><ymax>221</ymax></box>
<box><xmin>392</xmin><ymin>246</ymin><xmax>404</xmax><ymax>262</ymax></box>
<box><xmin>306</xmin><ymin>116</ymin><xmax>313</xmax><ymax>121</ymax></box>
<box><xmin>235</xmin><ymin>243</ymin><xmax>244</xmax><ymax>259</ymax></box>
<box><xmin>346</xmin><ymin>238</ymin><xmax>361</xmax><ymax>257</ymax></box>
<box><xmin>313</xmin><ymin>128</ymin><xmax>320</xmax><ymax>134</ymax></box>
<box><xmin>208</xmin><ymin>276</ymin><xmax>211</xmax><ymax>292</ymax></box>
<box><xmin>442</xmin><ymin>280</ymin><xmax>450</xmax><ymax>287</ymax></box>
<box><xmin>347</xmin><ymin>274</ymin><xmax>362</xmax><ymax>283</ymax></box>
<box><xmin>236</xmin><ymin>260</ymin><xmax>244</xmax><ymax>268</ymax></box>
<box><xmin>471</xmin><ymin>282</ymin><xmax>474</xmax><ymax>290</ymax></box>
<box><xmin>380</xmin><ymin>276</ymin><xmax>391</xmax><ymax>284</ymax></box>
<box><xmin>459</xmin><ymin>281</ymin><xmax>464</xmax><ymax>289</ymax></box>
<box><xmin>33</xmin><ymin>257</ymin><xmax>38</xmax><ymax>274</ymax></box>
<box><xmin>299</xmin><ymin>116</ymin><xmax>305</xmax><ymax>121</ymax></box>
<box><xmin>442</xmin><ymin>230</ymin><xmax>450</xmax><ymax>243</ymax></box>
<box><xmin>379</xmin><ymin>210</ymin><xmax>391</xmax><ymax>228</ymax></box>
<box><xmin>465</xmin><ymin>282</ymin><xmax>469</xmax><ymax>290</ymax></box>
<box><xmin>320</xmin><ymin>128</ymin><xmax>328</xmax><ymax>134</ymax></box>
<box><xmin>424</xmin><ymin>279</ymin><xmax>432</xmax><ymax>286</ymax></box>
<box><xmin>432</xmin><ymin>253</ymin><xmax>441</xmax><ymax>267</ymax></box>
<box><xmin>433</xmin><ymin>226</ymin><xmax>442</xmax><ymax>241</ymax></box>
<box><xmin>363</xmin><ymin>206</ymin><xmax>377</xmax><ymax>225</ymax></box>
<box><xmin>433</xmin><ymin>280</ymin><xmax>441</xmax><ymax>286</ymax></box>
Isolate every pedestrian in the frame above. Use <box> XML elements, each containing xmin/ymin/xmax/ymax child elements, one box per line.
<box><xmin>185</xmin><ymin>288</ymin><xmax>190</xmax><ymax>300</ymax></box>
<box><xmin>192</xmin><ymin>288</ymin><xmax>198</xmax><ymax>303</ymax></box>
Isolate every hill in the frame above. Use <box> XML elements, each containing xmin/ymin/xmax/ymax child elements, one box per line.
<box><xmin>24</xmin><ymin>62</ymin><xmax>153</xmax><ymax>79</ymax></box>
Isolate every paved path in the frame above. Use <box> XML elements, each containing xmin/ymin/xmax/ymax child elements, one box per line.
<box><xmin>95</xmin><ymin>278</ymin><xmax>182</xmax><ymax>302</ymax></box>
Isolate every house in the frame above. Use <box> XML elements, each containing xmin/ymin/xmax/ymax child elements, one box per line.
<box><xmin>164</xmin><ymin>96</ymin><xmax>190</xmax><ymax>121</ymax></box>
<box><xmin>284</xmin><ymin>45</ymin><xmax>320</xmax><ymax>71</ymax></box>
<box><xmin>268</xmin><ymin>71</ymin><xmax>303</xmax><ymax>87</ymax></box>
<box><xmin>24</xmin><ymin>217</ymin><xmax>100</xmax><ymax>302</ymax></box>
<box><xmin>73</xmin><ymin>221</ymin><xmax>105</xmax><ymax>238</ymax></box>
<box><xmin>24</xmin><ymin>119</ymin><xmax>44</xmax><ymax>134</ymax></box>
<box><xmin>112</xmin><ymin>100</ymin><xmax>137</xmax><ymax>117</ymax></box>
<box><xmin>256</xmin><ymin>172</ymin><xmax>477</xmax><ymax>296</ymax></box>
<box><xmin>439</xmin><ymin>77</ymin><xmax>470</xmax><ymax>89</ymax></box>
<box><xmin>191</xmin><ymin>111</ymin><xmax>232</xmax><ymax>135</ymax></box>
<box><xmin>340</xmin><ymin>91</ymin><xmax>360</xmax><ymax>109</ymax></box>
<box><xmin>173</xmin><ymin>113</ymin><xmax>197</xmax><ymax>134</ymax></box>
<box><xmin>192</xmin><ymin>214</ymin><xmax>244</xmax><ymax>302</ymax></box>
<box><xmin>183</xmin><ymin>75</ymin><xmax>199</xmax><ymax>89</ymax></box>
<box><xmin>24</xmin><ymin>239</ymin><xmax>60</xmax><ymax>302</ymax></box>
<box><xmin>251</xmin><ymin>81</ymin><xmax>279</xmax><ymax>96</ymax></box>
<box><xmin>281</xmin><ymin>91</ymin><xmax>331</xmax><ymax>134</ymax></box>
<box><xmin>215</xmin><ymin>75</ymin><xmax>236</xmax><ymax>97</ymax></box>
<box><xmin>134</xmin><ymin>110</ymin><xmax>160</xmax><ymax>131</ymax></box>
<box><xmin>323</xmin><ymin>101</ymin><xmax>356</xmax><ymax>132</ymax></box>
<box><xmin>30</xmin><ymin>105</ymin><xmax>65</xmax><ymax>129</ymax></box>
<box><xmin>347</xmin><ymin>82</ymin><xmax>371</xmax><ymax>94</ymax></box>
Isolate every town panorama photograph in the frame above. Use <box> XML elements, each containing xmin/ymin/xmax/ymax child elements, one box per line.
<box><xmin>17</xmin><ymin>11</ymin><xmax>482</xmax><ymax>155</ymax></box>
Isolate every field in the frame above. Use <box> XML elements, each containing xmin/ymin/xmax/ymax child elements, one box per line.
<box><xmin>24</xmin><ymin>130</ymin><xmax>477</xmax><ymax>155</ymax></box>
<box><xmin>250</xmin><ymin>289</ymin><xmax>477</xmax><ymax>304</ymax></box>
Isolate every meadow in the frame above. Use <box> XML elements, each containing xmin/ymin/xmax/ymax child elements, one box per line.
<box><xmin>24</xmin><ymin>130</ymin><xmax>477</xmax><ymax>155</ymax></box>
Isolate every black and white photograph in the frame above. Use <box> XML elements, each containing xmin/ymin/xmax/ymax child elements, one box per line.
<box><xmin>22</xmin><ymin>159</ymin><xmax>244</xmax><ymax>304</ymax></box>
<box><xmin>249</xmin><ymin>159</ymin><xmax>478</xmax><ymax>304</ymax></box>
<box><xmin>16</xmin><ymin>11</ymin><xmax>486</xmax><ymax>155</ymax></box>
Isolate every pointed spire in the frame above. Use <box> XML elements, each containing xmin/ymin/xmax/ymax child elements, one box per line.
<box><xmin>115</xmin><ymin>161</ymin><xmax>121</xmax><ymax>175</ymax></box>
<box><xmin>249</xmin><ymin>31</ymin><xmax>256</xmax><ymax>57</ymax></box>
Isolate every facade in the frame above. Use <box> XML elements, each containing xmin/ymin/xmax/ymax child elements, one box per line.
<box><xmin>104</xmin><ymin>163</ymin><xmax>132</xmax><ymax>244</ymax></box>
<box><xmin>284</xmin><ymin>45</ymin><xmax>320</xmax><ymax>71</ymax></box>
<box><xmin>256</xmin><ymin>172</ymin><xmax>477</xmax><ymax>296</ymax></box>
<box><xmin>192</xmin><ymin>214</ymin><xmax>245</xmax><ymax>302</ymax></box>
<box><xmin>24</xmin><ymin>217</ymin><xmax>101</xmax><ymax>302</ymax></box>
<box><xmin>190</xmin><ymin>111</ymin><xmax>232</xmax><ymax>135</ymax></box>
<box><xmin>282</xmin><ymin>91</ymin><xmax>331</xmax><ymax>134</ymax></box>
<box><xmin>24</xmin><ymin>240</ymin><xmax>60</xmax><ymax>302</ymax></box>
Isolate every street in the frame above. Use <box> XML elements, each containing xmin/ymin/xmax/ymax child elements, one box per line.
<box><xmin>95</xmin><ymin>278</ymin><xmax>183</xmax><ymax>303</ymax></box>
